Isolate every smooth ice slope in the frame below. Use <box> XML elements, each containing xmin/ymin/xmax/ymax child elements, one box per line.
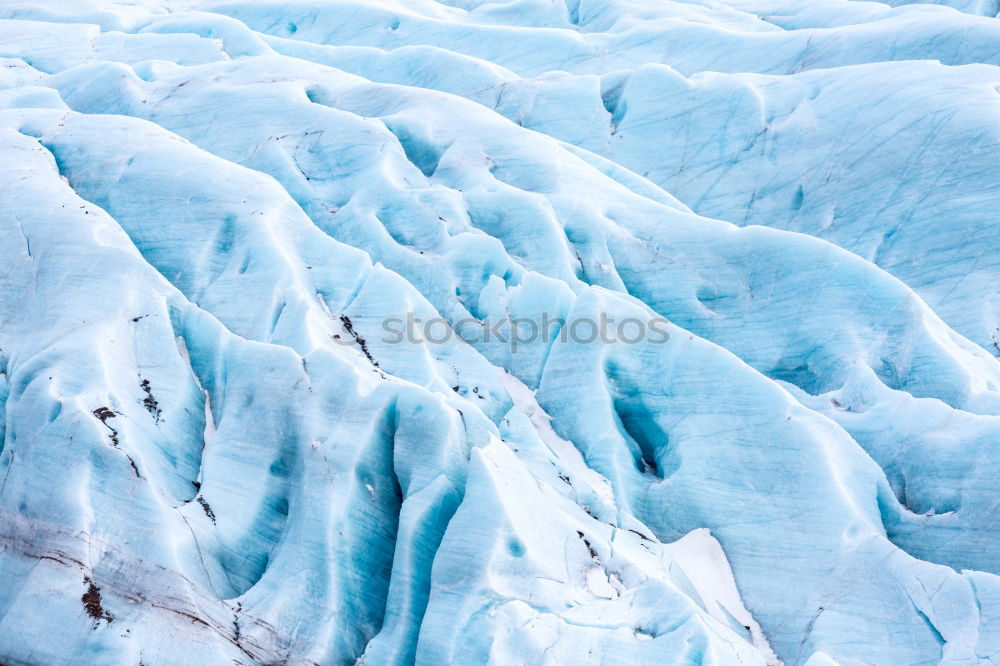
<box><xmin>0</xmin><ymin>1</ymin><xmax>999</xmax><ymax>665</ymax></box>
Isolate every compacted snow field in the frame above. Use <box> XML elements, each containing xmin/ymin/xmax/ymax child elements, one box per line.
<box><xmin>1</xmin><ymin>0</ymin><xmax>999</xmax><ymax>664</ymax></box>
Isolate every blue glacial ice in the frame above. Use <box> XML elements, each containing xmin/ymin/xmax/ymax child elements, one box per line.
<box><xmin>0</xmin><ymin>0</ymin><xmax>1000</xmax><ymax>664</ymax></box>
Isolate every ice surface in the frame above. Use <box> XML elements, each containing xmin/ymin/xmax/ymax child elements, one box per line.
<box><xmin>0</xmin><ymin>0</ymin><xmax>998</xmax><ymax>664</ymax></box>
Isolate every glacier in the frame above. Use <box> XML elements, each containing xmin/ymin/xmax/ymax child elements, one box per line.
<box><xmin>0</xmin><ymin>0</ymin><xmax>1000</xmax><ymax>664</ymax></box>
